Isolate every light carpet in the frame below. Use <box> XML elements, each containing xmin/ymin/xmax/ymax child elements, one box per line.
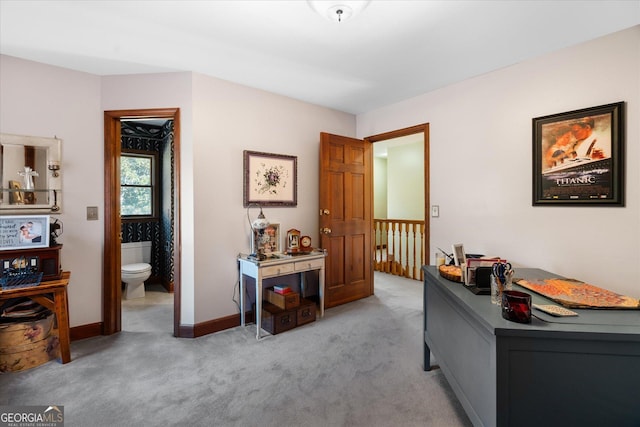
<box><xmin>0</xmin><ymin>273</ymin><xmax>472</xmax><ymax>427</ymax></box>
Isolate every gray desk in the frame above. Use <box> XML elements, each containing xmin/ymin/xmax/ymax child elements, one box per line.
<box><xmin>423</xmin><ymin>266</ymin><xmax>640</xmax><ymax>427</ymax></box>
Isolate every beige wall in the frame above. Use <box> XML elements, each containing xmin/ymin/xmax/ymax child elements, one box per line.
<box><xmin>0</xmin><ymin>55</ymin><xmax>103</xmax><ymax>327</ymax></box>
<box><xmin>2</xmin><ymin>24</ymin><xmax>638</xmax><ymax>330</ymax></box>
<box><xmin>373</xmin><ymin>157</ymin><xmax>387</xmax><ymax>219</ymax></box>
<box><xmin>0</xmin><ymin>56</ymin><xmax>355</xmax><ymax>328</ymax></box>
<box><xmin>190</xmin><ymin>72</ymin><xmax>354</xmax><ymax>323</ymax></box>
<box><xmin>358</xmin><ymin>26</ymin><xmax>640</xmax><ymax>298</ymax></box>
<box><xmin>387</xmin><ymin>142</ymin><xmax>424</xmax><ymax>220</ymax></box>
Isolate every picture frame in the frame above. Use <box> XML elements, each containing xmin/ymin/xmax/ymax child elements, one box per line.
<box><xmin>243</xmin><ymin>150</ymin><xmax>297</xmax><ymax>207</ymax></box>
<box><xmin>0</xmin><ymin>215</ymin><xmax>50</xmax><ymax>250</ymax></box>
<box><xmin>260</xmin><ymin>223</ymin><xmax>280</xmax><ymax>255</ymax></box>
<box><xmin>532</xmin><ymin>102</ymin><xmax>625</xmax><ymax>206</ymax></box>
<box><xmin>8</xmin><ymin>180</ymin><xmax>24</xmax><ymax>205</ymax></box>
<box><xmin>452</xmin><ymin>243</ymin><xmax>466</xmax><ymax>267</ymax></box>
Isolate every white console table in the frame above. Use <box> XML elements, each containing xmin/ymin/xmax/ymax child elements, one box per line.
<box><xmin>238</xmin><ymin>251</ymin><xmax>326</xmax><ymax>339</ymax></box>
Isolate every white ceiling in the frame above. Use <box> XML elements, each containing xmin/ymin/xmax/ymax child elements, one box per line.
<box><xmin>1</xmin><ymin>1</ymin><xmax>638</xmax><ymax>114</ymax></box>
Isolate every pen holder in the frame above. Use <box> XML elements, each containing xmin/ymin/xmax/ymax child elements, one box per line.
<box><xmin>490</xmin><ymin>274</ymin><xmax>512</xmax><ymax>305</ymax></box>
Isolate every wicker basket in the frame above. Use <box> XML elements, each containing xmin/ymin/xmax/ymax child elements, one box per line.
<box><xmin>438</xmin><ymin>264</ymin><xmax>462</xmax><ymax>282</ymax></box>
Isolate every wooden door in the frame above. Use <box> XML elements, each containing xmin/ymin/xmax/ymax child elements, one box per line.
<box><xmin>319</xmin><ymin>132</ymin><xmax>373</xmax><ymax>308</ymax></box>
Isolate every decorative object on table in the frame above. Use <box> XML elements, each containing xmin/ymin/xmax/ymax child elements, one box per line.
<box><xmin>259</xmin><ymin>223</ymin><xmax>280</xmax><ymax>256</ymax></box>
<box><xmin>436</xmin><ymin>247</ymin><xmax>454</xmax><ymax>265</ymax></box>
<box><xmin>0</xmin><ymin>255</ymin><xmax>43</xmax><ymax>290</ymax></box>
<box><xmin>532</xmin><ymin>304</ymin><xmax>578</xmax><ymax>317</ymax></box>
<box><xmin>532</xmin><ymin>101</ymin><xmax>625</xmax><ymax>206</ymax></box>
<box><xmin>18</xmin><ymin>166</ymin><xmax>39</xmax><ymax>205</ymax></box>
<box><xmin>463</xmin><ymin>266</ymin><xmax>492</xmax><ymax>295</ymax></box>
<box><xmin>49</xmin><ymin>218</ymin><xmax>63</xmax><ymax>246</ymax></box>
<box><xmin>501</xmin><ymin>290</ymin><xmax>532</xmax><ymax>323</ymax></box>
<box><xmin>0</xmin><ymin>215</ymin><xmax>50</xmax><ymax>250</ymax></box>
<box><xmin>286</xmin><ymin>228</ymin><xmax>300</xmax><ymax>254</ymax></box>
<box><xmin>452</xmin><ymin>243</ymin><xmax>466</xmax><ymax>266</ymax></box>
<box><xmin>243</xmin><ymin>150</ymin><xmax>297</xmax><ymax>207</ymax></box>
<box><xmin>438</xmin><ymin>264</ymin><xmax>462</xmax><ymax>282</ymax></box>
<box><xmin>8</xmin><ymin>180</ymin><xmax>24</xmax><ymax>205</ymax></box>
<box><xmin>47</xmin><ymin>160</ymin><xmax>60</xmax><ymax>177</ymax></box>
<box><xmin>246</xmin><ymin>204</ymin><xmax>270</xmax><ymax>260</ymax></box>
<box><xmin>18</xmin><ymin>166</ymin><xmax>38</xmax><ymax>190</ymax></box>
<box><xmin>465</xmin><ymin>257</ymin><xmax>503</xmax><ymax>287</ymax></box>
<box><xmin>300</xmin><ymin>235</ymin><xmax>312</xmax><ymax>252</ymax></box>
<box><xmin>516</xmin><ymin>278</ymin><xmax>640</xmax><ymax>309</ymax></box>
<box><xmin>273</xmin><ymin>285</ymin><xmax>291</xmax><ymax>295</ymax></box>
<box><xmin>491</xmin><ymin>261</ymin><xmax>513</xmax><ymax>305</ymax></box>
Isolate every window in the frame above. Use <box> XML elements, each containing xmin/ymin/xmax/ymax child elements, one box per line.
<box><xmin>121</xmin><ymin>153</ymin><xmax>157</xmax><ymax>217</ymax></box>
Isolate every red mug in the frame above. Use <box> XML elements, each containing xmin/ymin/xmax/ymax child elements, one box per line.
<box><xmin>501</xmin><ymin>290</ymin><xmax>532</xmax><ymax>323</ymax></box>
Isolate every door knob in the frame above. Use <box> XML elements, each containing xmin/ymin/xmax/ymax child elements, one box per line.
<box><xmin>320</xmin><ymin>209</ymin><xmax>330</xmax><ymax>215</ymax></box>
<box><xmin>320</xmin><ymin>227</ymin><xmax>332</xmax><ymax>234</ymax></box>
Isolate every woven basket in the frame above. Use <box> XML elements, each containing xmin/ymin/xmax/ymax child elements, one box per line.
<box><xmin>438</xmin><ymin>265</ymin><xmax>462</xmax><ymax>282</ymax></box>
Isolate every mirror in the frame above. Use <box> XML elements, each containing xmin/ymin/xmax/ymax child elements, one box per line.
<box><xmin>0</xmin><ymin>133</ymin><xmax>61</xmax><ymax>213</ymax></box>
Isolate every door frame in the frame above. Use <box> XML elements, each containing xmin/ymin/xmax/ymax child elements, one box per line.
<box><xmin>103</xmin><ymin>108</ymin><xmax>182</xmax><ymax>337</ymax></box>
<box><xmin>365</xmin><ymin>123</ymin><xmax>430</xmax><ymax>268</ymax></box>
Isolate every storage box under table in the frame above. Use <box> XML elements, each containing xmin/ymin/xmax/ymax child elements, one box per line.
<box><xmin>0</xmin><ymin>313</ymin><xmax>60</xmax><ymax>372</ymax></box>
<box><xmin>261</xmin><ymin>302</ymin><xmax>297</xmax><ymax>335</ymax></box>
<box><xmin>296</xmin><ymin>298</ymin><xmax>316</xmax><ymax>326</ymax></box>
<box><xmin>265</xmin><ymin>288</ymin><xmax>300</xmax><ymax>310</ymax></box>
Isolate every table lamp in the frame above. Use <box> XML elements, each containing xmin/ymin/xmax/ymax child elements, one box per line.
<box><xmin>247</xmin><ymin>204</ymin><xmax>269</xmax><ymax>260</ymax></box>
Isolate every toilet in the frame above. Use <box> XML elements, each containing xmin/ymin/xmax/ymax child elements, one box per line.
<box><xmin>121</xmin><ymin>241</ymin><xmax>152</xmax><ymax>299</ymax></box>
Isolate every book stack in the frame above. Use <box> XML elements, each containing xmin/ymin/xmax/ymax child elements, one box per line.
<box><xmin>273</xmin><ymin>285</ymin><xmax>292</xmax><ymax>295</ymax></box>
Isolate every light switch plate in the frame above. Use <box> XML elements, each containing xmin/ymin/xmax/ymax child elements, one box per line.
<box><xmin>87</xmin><ymin>206</ymin><xmax>98</xmax><ymax>220</ymax></box>
<box><xmin>431</xmin><ymin>205</ymin><xmax>439</xmax><ymax>218</ymax></box>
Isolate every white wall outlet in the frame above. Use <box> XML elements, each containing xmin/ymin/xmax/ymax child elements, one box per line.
<box><xmin>431</xmin><ymin>205</ymin><xmax>439</xmax><ymax>218</ymax></box>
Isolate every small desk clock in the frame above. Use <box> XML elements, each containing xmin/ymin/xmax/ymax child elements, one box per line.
<box><xmin>300</xmin><ymin>235</ymin><xmax>312</xmax><ymax>252</ymax></box>
<box><xmin>286</xmin><ymin>229</ymin><xmax>300</xmax><ymax>254</ymax></box>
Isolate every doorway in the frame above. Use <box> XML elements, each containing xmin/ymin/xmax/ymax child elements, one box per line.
<box><xmin>366</xmin><ymin>123</ymin><xmax>430</xmax><ymax>279</ymax></box>
<box><xmin>103</xmin><ymin>108</ymin><xmax>182</xmax><ymax>337</ymax></box>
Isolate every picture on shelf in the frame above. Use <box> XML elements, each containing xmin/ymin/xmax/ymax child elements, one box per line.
<box><xmin>8</xmin><ymin>180</ymin><xmax>24</xmax><ymax>205</ymax></box>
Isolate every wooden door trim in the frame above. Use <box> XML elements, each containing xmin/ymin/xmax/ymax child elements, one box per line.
<box><xmin>103</xmin><ymin>108</ymin><xmax>181</xmax><ymax>337</ymax></box>
<box><xmin>364</xmin><ymin>123</ymin><xmax>431</xmax><ymax>267</ymax></box>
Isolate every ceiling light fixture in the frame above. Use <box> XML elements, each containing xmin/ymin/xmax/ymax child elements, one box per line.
<box><xmin>307</xmin><ymin>1</ymin><xmax>371</xmax><ymax>23</ymax></box>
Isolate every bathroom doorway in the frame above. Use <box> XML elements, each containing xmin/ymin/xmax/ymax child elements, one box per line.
<box><xmin>103</xmin><ymin>108</ymin><xmax>182</xmax><ymax>337</ymax></box>
<box><xmin>120</xmin><ymin>118</ymin><xmax>175</xmax><ymax>333</ymax></box>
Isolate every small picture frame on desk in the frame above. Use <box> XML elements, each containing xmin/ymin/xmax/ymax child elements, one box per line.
<box><xmin>452</xmin><ymin>243</ymin><xmax>466</xmax><ymax>266</ymax></box>
<box><xmin>260</xmin><ymin>223</ymin><xmax>280</xmax><ymax>255</ymax></box>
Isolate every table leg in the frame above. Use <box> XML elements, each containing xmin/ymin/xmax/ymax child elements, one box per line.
<box><xmin>424</xmin><ymin>340</ymin><xmax>431</xmax><ymax>371</ymax></box>
<box><xmin>239</xmin><ymin>267</ymin><xmax>245</xmax><ymax>327</ymax></box>
<box><xmin>319</xmin><ymin>266</ymin><xmax>325</xmax><ymax>317</ymax></box>
<box><xmin>54</xmin><ymin>289</ymin><xmax>71</xmax><ymax>364</ymax></box>
<box><xmin>255</xmin><ymin>274</ymin><xmax>262</xmax><ymax>340</ymax></box>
